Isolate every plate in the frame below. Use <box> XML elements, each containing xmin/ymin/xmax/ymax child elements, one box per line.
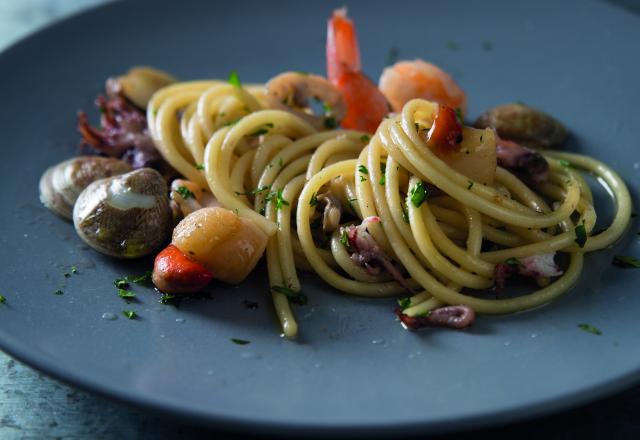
<box><xmin>0</xmin><ymin>0</ymin><xmax>639</xmax><ymax>435</ymax></box>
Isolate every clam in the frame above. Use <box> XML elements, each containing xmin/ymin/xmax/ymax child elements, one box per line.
<box><xmin>39</xmin><ymin>156</ymin><xmax>132</xmax><ymax>220</ymax></box>
<box><xmin>106</xmin><ymin>66</ymin><xmax>176</xmax><ymax>109</ymax></box>
<box><xmin>474</xmin><ymin>103</ymin><xmax>568</xmax><ymax>149</ymax></box>
<box><xmin>73</xmin><ymin>168</ymin><xmax>172</xmax><ymax>258</ymax></box>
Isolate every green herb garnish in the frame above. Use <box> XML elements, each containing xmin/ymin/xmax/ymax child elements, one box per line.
<box><xmin>467</xmin><ymin>180</ymin><xmax>474</xmax><ymax>190</ymax></box>
<box><xmin>574</xmin><ymin>223</ymin><xmax>587</xmax><ymax>248</ymax></box>
<box><xmin>248</xmin><ymin>122</ymin><xmax>274</xmax><ymax>137</ymax></box>
<box><xmin>397</xmin><ymin>297</ymin><xmax>411</xmax><ymax>309</ymax></box>
<box><xmin>310</xmin><ymin>192</ymin><xmax>318</xmax><ymax>206</ymax></box>
<box><xmin>0</xmin><ymin>295</ymin><xmax>5</xmax><ymax>304</ymax></box>
<box><xmin>340</xmin><ymin>229</ymin><xmax>349</xmax><ymax>247</ymax></box>
<box><xmin>578</xmin><ymin>323</ymin><xmax>602</xmax><ymax>335</ymax></box>
<box><xmin>275</xmin><ymin>190</ymin><xmax>290</xmax><ymax>210</ymax></box>
<box><xmin>559</xmin><ymin>159</ymin><xmax>572</xmax><ymax>168</ymax></box>
<box><xmin>196</xmin><ymin>164</ymin><xmax>205</xmax><ymax>170</ymax></box>
<box><xmin>71</xmin><ymin>265</ymin><xmax>78</xmax><ymax>274</ymax></box>
<box><xmin>228</xmin><ymin>70</ymin><xmax>241</xmax><ymax>88</ymax></box>
<box><xmin>270</xmin><ymin>285</ymin><xmax>308</xmax><ymax>305</ymax></box>
<box><xmin>358</xmin><ymin>165</ymin><xmax>369</xmax><ymax>175</ymax></box>
<box><xmin>612</xmin><ymin>255</ymin><xmax>640</xmax><ymax>268</ymax></box>
<box><xmin>401</xmin><ymin>201</ymin><xmax>410</xmax><ymax>224</ymax></box>
<box><xmin>360</xmin><ymin>135</ymin><xmax>370</xmax><ymax>143</ymax></box>
<box><xmin>159</xmin><ymin>293</ymin><xmax>177</xmax><ymax>305</ymax></box>
<box><xmin>118</xmin><ymin>289</ymin><xmax>136</xmax><ymax>299</ymax></box>
<box><xmin>129</xmin><ymin>271</ymin><xmax>152</xmax><ymax>285</ymax></box>
<box><xmin>505</xmin><ymin>257</ymin><xmax>520</xmax><ymax>266</ymax></box>
<box><xmin>176</xmin><ymin>186</ymin><xmax>195</xmax><ymax>199</ymax></box>
<box><xmin>54</xmin><ymin>289</ymin><xmax>64</xmax><ymax>296</ymax></box>
<box><xmin>122</xmin><ymin>310</ymin><xmax>137</xmax><ymax>320</ymax></box>
<box><xmin>324</xmin><ymin>116</ymin><xmax>338</xmax><ymax>129</ymax></box>
<box><xmin>114</xmin><ymin>278</ymin><xmax>129</xmax><ymax>289</ymax></box>
<box><xmin>231</xmin><ymin>338</ymin><xmax>251</xmax><ymax>345</ymax></box>
<box><xmin>379</xmin><ymin>175</ymin><xmax>386</xmax><ymax>185</ymax></box>
<box><xmin>409</xmin><ymin>181</ymin><xmax>429</xmax><ymax>207</ymax></box>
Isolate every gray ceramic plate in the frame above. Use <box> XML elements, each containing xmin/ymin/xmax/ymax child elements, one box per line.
<box><xmin>0</xmin><ymin>0</ymin><xmax>639</xmax><ymax>435</ymax></box>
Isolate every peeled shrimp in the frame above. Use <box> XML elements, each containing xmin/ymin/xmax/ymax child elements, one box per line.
<box><xmin>379</xmin><ymin>59</ymin><xmax>467</xmax><ymax>114</ymax></box>
<box><xmin>266</xmin><ymin>72</ymin><xmax>346</xmax><ymax>130</ymax></box>
<box><xmin>169</xmin><ymin>179</ymin><xmax>219</xmax><ymax>219</ymax></box>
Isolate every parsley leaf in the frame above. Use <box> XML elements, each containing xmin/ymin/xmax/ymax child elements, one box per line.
<box><xmin>409</xmin><ymin>181</ymin><xmax>429</xmax><ymax>207</ymax></box>
<box><xmin>275</xmin><ymin>190</ymin><xmax>290</xmax><ymax>210</ymax></box>
<box><xmin>248</xmin><ymin>122</ymin><xmax>274</xmax><ymax>137</ymax></box>
<box><xmin>118</xmin><ymin>289</ymin><xmax>136</xmax><ymax>299</ymax></box>
<box><xmin>310</xmin><ymin>192</ymin><xmax>318</xmax><ymax>206</ymax></box>
<box><xmin>360</xmin><ymin>134</ymin><xmax>370</xmax><ymax>143</ymax></box>
<box><xmin>612</xmin><ymin>255</ymin><xmax>640</xmax><ymax>268</ymax></box>
<box><xmin>114</xmin><ymin>278</ymin><xmax>129</xmax><ymax>289</ymax></box>
<box><xmin>196</xmin><ymin>164</ymin><xmax>205</xmax><ymax>170</ymax></box>
<box><xmin>176</xmin><ymin>186</ymin><xmax>195</xmax><ymax>199</ymax></box>
<box><xmin>159</xmin><ymin>293</ymin><xmax>178</xmax><ymax>305</ymax></box>
<box><xmin>467</xmin><ymin>180</ymin><xmax>474</xmax><ymax>190</ymax></box>
<box><xmin>231</xmin><ymin>338</ymin><xmax>251</xmax><ymax>345</ymax></box>
<box><xmin>270</xmin><ymin>285</ymin><xmax>307</xmax><ymax>305</ymax></box>
<box><xmin>71</xmin><ymin>265</ymin><xmax>78</xmax><ymax>274</ymax></box>
<box><xmin>122</xmin><ymin>310</ymin><xmax>137</xmax><ymax>320</ymax></box>
<box><xmin>578</xmin><ymin>323</ymin><xmax>602</xmax><ymax>335</ymax></box>
<box><xmin>228</xmin><ymin>70</ymin><xmax>241</xmax><ymax>88</ymax></box>
<box><xmin>559</xmin><ymin>159</ymin><xmax>572</xmax><ymax>168</ymax></box>
<box><xmin>54</xmin><ymin>289</ymin><xmax>64</xmax><ymax>296</ymax></box>
<box><xmin>505</xmin><ymin>257</ymin><xmax>521</xmax><ymax>266</ymax></box>
<box><xmin>574</xmin><ymin>223</ymin><xmax>587</xmax><ymax>248</ymax></box>
<box><xmin>340</xmin><ymin>229</ymin><xmax>349</xmax><ymax>247</ymax></box>
<box><xmin>358</xmin><ymin>165</ymin><xmax>369</xmax><ymax>175</ymax></box>
<box><xmin>129</xmin><ymin>271</ymin><xmax>152</xmax><ymax>285</ymax></box>
<box><xmin>397</xmin><ymin>297</ymin><xmax>411</xmax><ymax>309</ymax></box>
<box><xmin>401</xmin><ymin>201</ymin><xmax>410</xmax><ymax>224</ymax></box>
<box><xmin>0</xmin><ymin>295</ymin><xmax>5</xmax><ymax>303</ymax></box>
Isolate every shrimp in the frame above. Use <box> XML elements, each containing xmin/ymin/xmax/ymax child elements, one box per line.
<box><xmin>379</xmin><ymin>59</ymin><xmax>467</xmax><ymax>114</ymax></box>
<box><xmin>266</xmin><ymin>72</ymin><xmax>346</xmax><ymax>130</ymax></box>
<box><xmin>326</xmin><ymin>8</ymin><xmax>389</xmax><ymax>133</ymax></box>
<box><xmin>169</xmin><ymin>179</ymin><xmax>219</xmax><ymax>220</ymax></box>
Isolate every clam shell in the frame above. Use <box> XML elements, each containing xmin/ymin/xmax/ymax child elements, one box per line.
<box><xmin>474</xmin><ymin>103</ymin><xmax>568</xmax><ymax>149</ymax></box>
<box><xmin>39</xmin><ymin>156</ymin><xmax>132</xmax><ymax>220</ymax></box>
<box><xmin>73</xmin><ymin>168</ymin><xmax>171</xmax><ymax>258</ymax></box>
<box><xmin>108</xmin><ymin>66</ymin><xmax>176</xmax><ymax>109</ymax></box>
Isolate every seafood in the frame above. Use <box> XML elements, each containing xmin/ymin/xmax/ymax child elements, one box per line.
<box><xmin>106</xmin><ymin>66</ymin><xmax>176</xmax><ymax>109</ymax></box>
<box><xmin>73</xmin><ymin>168</ymin><xmax>172</xmax><ymax>258</ymax></box>
<box><xmin>326</xmin><ymin>8</ymin><xmax>389</xmax><ymax>132</ymax></box>
<box><xmin>266</xmin><ymin>72</ymin><xmax>346</xmax><ymax>130</ymax></box>
<box><xmin>475</xmin><ymin>103</ymin><xmax>568</xmax><ymax>148</ymax></box>
<box><xmin>39</xmin><ymin>156</ymin><xmax>132</xmax><ymax>220</ymax></box>
<box><xmin>379</xmin><ymin>59</ymin><xmax>467</xmax><ymax>114</ymax></box>
<box><xmin>171</xmin><ymin>207</ymin><xmax>268</xmax><ymax>284</ymax></box>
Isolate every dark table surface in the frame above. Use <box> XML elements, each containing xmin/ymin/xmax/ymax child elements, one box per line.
<box><xmin>2</xmin><ymin>0</ymin><xmax>640</xmax><ymax>439</ymax></box>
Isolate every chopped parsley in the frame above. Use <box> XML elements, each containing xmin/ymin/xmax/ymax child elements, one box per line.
<box><xmin>176</xmin><ymin>186</ymin><xmax>195</xmax><ymax>199</ymax></box>
<box><xmin>309</xmin><ymin>192</ymin><xmax>318</xmax><ymax>206</ymax></box>
<box><xmin>231</xmin><ymin>338</ymin><xmax>251</xmax><ymax>345</ymax></box>
<box><xmin>54</xmin><ymin>289</ymin><xmax>64</xmax><ymax>296</ymax></box>
<box><xmin>360</xmin><ymin>134</ymin><xmax>370</xmax><ymax>143</ymax></box>
<box><xmin>324</xmin><ymin>116</ymin><xmax>338</xmax><ymax>129</ymax></box>
<box><xmin>612</xmin><ymin>255</ymin><xmax>640</xmax><ymax>268</ymax></box>
<box><xmin>114</xmin><ymin>278</ymin><xmax>129</xmax><ymax>289</ymax></box>
<box><xmin>270</xmin><ymin>285</ymin><xmax>308</xmax><ymax>305</ymax></box>
<box><xmin>409</xmin><ymin>181</ymin><xmax>429</xmax><ymax>207</ymax></box>
<box><xmin>379</xmin><ymin>162</ymin><xmax>386</xmax><ymax>185</ymax></box>
<box><xmin>559</xmin><ymin>159</ymin><xmax>572</xmax><ymax>168</ymax></box>
<box><xmin>128</xmin><ymin>271</ymin><xmax>153</xmax><ymax>285</ymax></box>
<box><xmin>275</xmin><ymin>190</ymin><xmax>290</xmax><ymax>210</ymax></box>
<box><xmin>505</xmin><ymin>257</ymin><xmax>521</xmax><ymax>266</ymax></box>
<box><xmin>159</xmin><ymin>293</ymin><xmax>178</xmax><ymax>305</ymax></box>
<box><xmin>228</xmin><ymin>70</ymin><xmax>241</xmax><ymax>88</ymax></box>
<box><xmin>122</xmin><ymin>310</ymin><xmax>137</xmax><ymax>320</ymax></box>
<box><xmin>248</xmin><ymin>122</ymin><xmax>274</xmax><ymax>137</ymax></box>
<box><xmin>235</xmin><ymin>185</ymin><xmax>270</xmax><ymax>196</ymax></box>
<box><xmin>467</xmin><ymin>180</ymin><xmax>474</xmax><ymax>190</ymax></box>
<box><xmin>71</xmin><ymin>265</ymin><xmax>78</xmax><ymax>274</ymax></box>
<box><xmin>578</xmin><ymin>323</ymin><xmax>602</xmax><ymax>335</ymax></box>
<box><xmin>0</xmin><ymin>295</ymin><xmax>5</xmax><ymax>303</ymax></box>
<box><xmin>196</xmin><ymin>164</ymin><xmax>205</xmax><ymax>170</ymax></box>
<box><xmin>574</xmin><ymin>223</ymin><xmax>587</xmax><ymax>248</ymax></box>
<box><xmin>397</xmin><ymin>297</ymin><xmax>411</xmax><ymax>309</ymax></box>
<box><xmin>358</xmin><ymin>165</ymin><xmax>369</xmax><ymax>175</ymax></box>
<box><xmin>339</xmin><ymin>229</ymin><xmax>349</xmax><ymax>247</ymax></box>
<box><xmin>278</xmin><ymin>157</ymin><xmax>284</xmax><ymax>168</ymax></box>
<box><xmin>118</xmin><ymin>289</ymin><xmax>136</xmax><ymax>299</ymax></box>
<box><xmin>379</xmin><ymin>175</ymin><xmax>386</xmax><ymax>185</ymax></box>
<box><xmin>223</xmin><ymin>118</ymin><xmax>242</xmax><ymax>127</ymax></box>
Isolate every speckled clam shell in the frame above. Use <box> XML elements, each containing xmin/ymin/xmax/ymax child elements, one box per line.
<box><xmin>39</xmin><ymin>156</ymin><xmax>132</xmax><ymax>220</ymax></box>
<box><xmin>73</xmin><ymin>168</ymin><xmax>171</xmax><ymax>258</ymax></box>
<box><xmin>474</xmin><ymin>103</ymin><xmax>568</xmax><ymax>149</ymax></box>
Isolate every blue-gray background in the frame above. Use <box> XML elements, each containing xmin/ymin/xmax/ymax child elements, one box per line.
<box><xmin>1</xmin><ymin>1</ymin><xmax>639</xmax><ymax>439</ymax></box>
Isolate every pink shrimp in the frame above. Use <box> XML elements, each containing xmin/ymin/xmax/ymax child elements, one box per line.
<box><xmin>326</xmin><ymin>8</ymin><xmax>389</xmax><ymax>133</ymax></box>
<box><xmin>379</xmin><ymin>59</ymin><xmax>467</xmax><ymax>114</ymax></box>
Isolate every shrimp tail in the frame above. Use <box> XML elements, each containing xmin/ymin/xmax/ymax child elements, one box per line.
<box><xmin>326</xmin><ymin>8</ymin><xmax>361</xmax><ymax>83</ymax></box>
